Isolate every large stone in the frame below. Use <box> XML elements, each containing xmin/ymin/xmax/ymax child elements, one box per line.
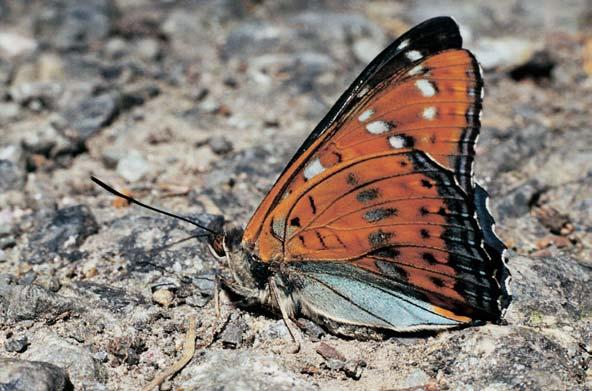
<box><xmin>61</xmin><ymin>92</ymin><xmax>120</xmax><ymax>141</ymax></box>
<box><xmin>34</xmin><ymin>0</ymin><xmax>116</xmax><ymax>50</ymax></box>
<box><xmin>24</xmin><ymin>205</ymin><xmax>99</xmax><ymax>264</ymax></box>
<box><xmin>0</xmin><ymin>358</ymin><xmax>72</xmax><ymax>391</ymax></box>
<box><xmin>23</xmin><ymin>332</ymin><xmax>106</xmax><ymax>387</ymax></box>
<box><xmin>177</xmin><ymin>350</ymin><xmax>314</xmax><ymax>390</ymax></box>
<box><xmin>0</xmin><ymin>277</ymin><xmax>76</xmax><ymax>323</ymax></box>
<box><xmin>0</xmin><ymin>160</ymin><xmax>25</xmax><ymax>192</ymax></box>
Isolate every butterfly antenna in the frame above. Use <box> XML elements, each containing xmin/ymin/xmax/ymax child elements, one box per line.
<box><xmin>91</xmin><ymin>176</ymin><xmax>221</xmax><ymax>237</ymax></box>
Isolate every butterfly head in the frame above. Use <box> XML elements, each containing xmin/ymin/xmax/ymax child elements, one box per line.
<box><xmin>209</xmin><ymin>223</ymin><xmax>243</xmax><ymax>257</ymax></box>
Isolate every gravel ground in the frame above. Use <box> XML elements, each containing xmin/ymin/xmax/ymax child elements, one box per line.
<box><xmin>0</xmin><ymin>1</ymin><xmax>591</xmax><ymax>390</ymax></box>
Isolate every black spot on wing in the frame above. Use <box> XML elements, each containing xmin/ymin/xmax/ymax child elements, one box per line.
<box><xmin>375</xmin><ymin>260</ymin><xmax>409</xmax><ymax>282</ymax></box>
<box><xmin>422</xmin><ymin>252</ymin><xmax>438</xmax><ymax>265</ymax></box>
<box><xmin>357</xmin><ymin>188</ymin><xmax>380</xmax><ymax>203</ymax></box>
<box><xmin>368</xmin><ymin>230</ymin><xmax>394</xmax><ymax>247</ymax></box>
<box><xmin>420</xmin><ymin>179</ymin><xmax>433</xmax><ymax>188</ymax></box>
<box><xmin>369</xmin><ymin>247</ymin><xmax>401</xmax><ymax>259</ymax></box>
<box><xmin>346</xmin><ymin>173</ymin><xmax>359</xmax><ymax>186</ymax></box>
<box><xmin>364</xmin><ymin>207</ymin><xmax>398</xmax><ymax>222</ymax></box>
<box><xmin>308</xmin><ymin>196</ymin><xmax>317</xmax><ymax>214</ymax></box>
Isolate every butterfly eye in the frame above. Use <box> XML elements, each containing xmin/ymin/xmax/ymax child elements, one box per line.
<box><xmin>210</xmin><ymin>234</ymin><xmax>226</xmax><ymax>257</ymax></box>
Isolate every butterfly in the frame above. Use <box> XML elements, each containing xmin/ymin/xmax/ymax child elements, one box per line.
<box><xmin>93</xmin><ymin>16</ymin><xmax>511</xmax><ymax>338</ymax></box>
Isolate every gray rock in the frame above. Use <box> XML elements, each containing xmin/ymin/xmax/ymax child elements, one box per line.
<box><xmin>10</xmin><ymin>82</ymin><xmax>63</xmax><ymax>109</ymax></box>
<box><xmin>21</xmin><ymin>125</ymin><xmax>59</xmax><ymax>156</ymax></box>
<box><xmin>224</xmin><ymin>11</ymin><xmax>385</xmax><ymax>60</ymax></box>
<box><xmin>209</xmin><ymin>136</ymin><xmax>233</xmax><ymax>155</ymax></box>
<box><xmin>0</xmin><ymin>144</ymin><xmax>25</xmax><ymax>167</ymax></box>
<box><xmin>0</xmin><ymin>235</ymin><xmax>16</xmax><ymax>250</ymax></box>
<box><xmin>121</xmin><ymin>83</ymin><xmax>160</xmax><ymax>110</ymax></box>
<box><xmin>0</xmin><ymin>358</ymin><xmax>72</xmax><ymax>391</ymax></box>
<box><xmin>161</xmin><ymin>9</ymin><xmax>216</xmax><ymax>61</ymax></box>
<box><xmin>134</xmin><ymin>38</ymin><xmax>161</xmax><ymax>61</ymax></box>
<box><xmin>494</xmin><ymin>180</ymin><xmax>542</xmax><ymax>221</ymax></box>
<box><xmin>0</xmin><ymin>58</ymin><xmax>13</xmax><ymax>85</ymax></box>
<box><xmin>0</xmin><ymin>160</ymin><xmax>25</xmax><ymax>192</ymax></box>
<box><xmin>352</xmin><ymin>38</ymin><xmax>383</xmax><ymax>64</ymax></box>
<box><xmin>219</xmin><ymin>313</ymin><xmax>249</xmax><ymax>348</ymax></box>
<box><xmin>24</xmin><ymin>205</ymin><xmax>99</xmax><ymax>264</ymax></box>
<box><xmin>191</xmin><ymin>273</ymin><xmax>216</xmax><ymax>296</ymax></box>
<box><xmin>116</xmin><ymin>149</ymin><xmax>150</xmax><ymax>182</ymax></box>
<box><xmin>62</xmin><ymin>92</ymin><xmax>120</xmax><ymax>142</ymax></box>
<box><xmin>108</xmin><ymin>214</ymin><xmax>220</xmax><ymax>273</ymax></box>
<box><xmin>0</xmin><ymin>102</ymin><xmax>20</xmax><ymax>124</ymax></box>
<box><xmin>23</xmin><ymin>332</ymin><xmax>106</xmax><ymax>387</ymax></box>
<box><xmin>35</xmin><ymin>0</ymin><xmax>116</xmax><ymax>50</ymax></box>
<box><xmin>70</xmin><ymin>281</ymin><xmax>145</xmax><ymax>311</ymax></box>
<box><xmin>5</xmin><ymin>335</ymin><xmax>29</xmax><ymax>353</ymax></box>
<box><xmin>296</xmin><ymin>318</ymin><xmax>325</xmax><ymax>340</ymax></box>
<box><xmin>488</xmin><ymin>124</ymin><xmax>550</xmax><ymax>175</ymax></box>
<box><xmin>0</xmin><ymin>32</ymin><xmax>38</xmax><ymax>58</ymax></box>
<box><xmin>418</xmin><ymin>255</ymin><xmax>591</xmax><ymax>390</ymax></box>
<box><xmin>399</xmin><ymin>368</ymin><xmax>431</xmax><ymax>389</ymax></box>
<box><xmin>224</xmin><ymin>21</ymin><xmax>294</xmax><ymax>59</ymax></box>
<box><xmin>177</xmin><ymin>350</ymin><xmax>315</xmax><ymax>390</ymax></box>
<box><xmin>287</xmin><ymin>11</ymin><xmax>385</xmax><ymax>52</ymax></box>
<box><xmin>100</xmin><ymin>146</ymin><xmax>126</xmax><ymax>168</ymax></box>
<box><xmin>104</xmin><ymin>37</ymin><xmax>129</xmax><ymax>59</ymax></box>
<box><xmin>472</xmin><ymin>37</ymin><xmax>542</xmax><ymax>71</ymax></box>
<box><xmin>0</xmin><ymin>280</ymin><xmax>76</xmax><ymax>323</ymax></box>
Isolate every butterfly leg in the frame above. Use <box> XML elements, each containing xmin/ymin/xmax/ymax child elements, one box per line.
<box><xmin>214</xmin><ymin>274</ymin><xmax>221</xmax><ymax>318</ymax></box>
<box><xmin>269</xmin><ymin>277</ymin><xmax>301</xmax><ymax>353</ymax></box>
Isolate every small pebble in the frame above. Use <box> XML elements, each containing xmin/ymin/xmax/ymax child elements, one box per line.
<box><xmin>316</xmin><ymin>342</ymin><xmax>346</xmax><ymax>362</ymax></box>
<box><xmin>5</xmin><ymin>335</ymin><xmax>29</xmax><ymax>353</ymax></box>
<box><xmin>209</xmin><ymin>136</ymin><xmax>233</xmax><ymax>155</ymax></box>
<box><xmin>93</xmin><ymin>351</ymin><xmax>109</xmax><ymax>363</ymax></box>
<box><xmin>116</xmin><ymin>150</ymin><xmax>150</xmax><ymax>182</ymax></box>
<box><xmin>152</xmin><ymin>288</ymin><xmax>175</xmax><ymax>307</ymax></box>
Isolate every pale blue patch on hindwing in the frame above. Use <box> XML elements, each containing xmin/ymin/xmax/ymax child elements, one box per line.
<box><xmin>292</xmin><ymin>263</ymin><xmax>461</xmax><ymax>330</ymax></box>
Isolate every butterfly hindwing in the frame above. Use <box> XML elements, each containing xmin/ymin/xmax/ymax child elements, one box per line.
<box><xmin>266</xmin><ymin>150</ymin><xmax>504</xmax><ymax>321</ymax></box>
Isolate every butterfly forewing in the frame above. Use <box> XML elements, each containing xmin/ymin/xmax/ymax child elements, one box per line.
<box><xmin>243</xmin><ymin>17</ymin><xmax>466</xmax><ymax>246</ymax></box>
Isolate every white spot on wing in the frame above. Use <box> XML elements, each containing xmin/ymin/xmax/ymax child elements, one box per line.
<box><xmin>406</xmin><ymin>50</ymin><xmax>422</xmax><ymax>61</ymax></box>
<box><xmin>389</xmin><ymin>135</ymin><xmax>405</xmax><ymax>149</ymax></box>
<box><xmin>408</xmin><ymin>65</ymin><xmax>424</xmax><ymax>76</ymax></box>
<box><xmin>397</xmin><ymin>39</ymin><xmax>410</xmax><ymax>50</ymax></box>
<box><xmin>422</xmin><ymin>106</ymin><xmax>437</xmax><ymax>121</ymax></box>
<box><xmin>303</xmin><ymin>157</ymin><xmax>325</xmax><ymax>180</ymax></box>
<box><xmin>358</xmin><ymin>108</ymin><xmax>375</xmax><ymax>123</ymax></box>
<box><xmin>366</xmin><ymin>120</ymin><xmax>392</xmax><ymax>134</ymax></box>
<box><xmin>415</xmin><ymin>79</ymin><xmax>436</xmax><ymax>97</ymax></box>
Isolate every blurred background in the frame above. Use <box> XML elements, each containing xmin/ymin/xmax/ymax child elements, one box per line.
<box><xmin>0</xmin><ymin>1</ymin><xmax>591</xmax><ymax>390</ymax></box>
